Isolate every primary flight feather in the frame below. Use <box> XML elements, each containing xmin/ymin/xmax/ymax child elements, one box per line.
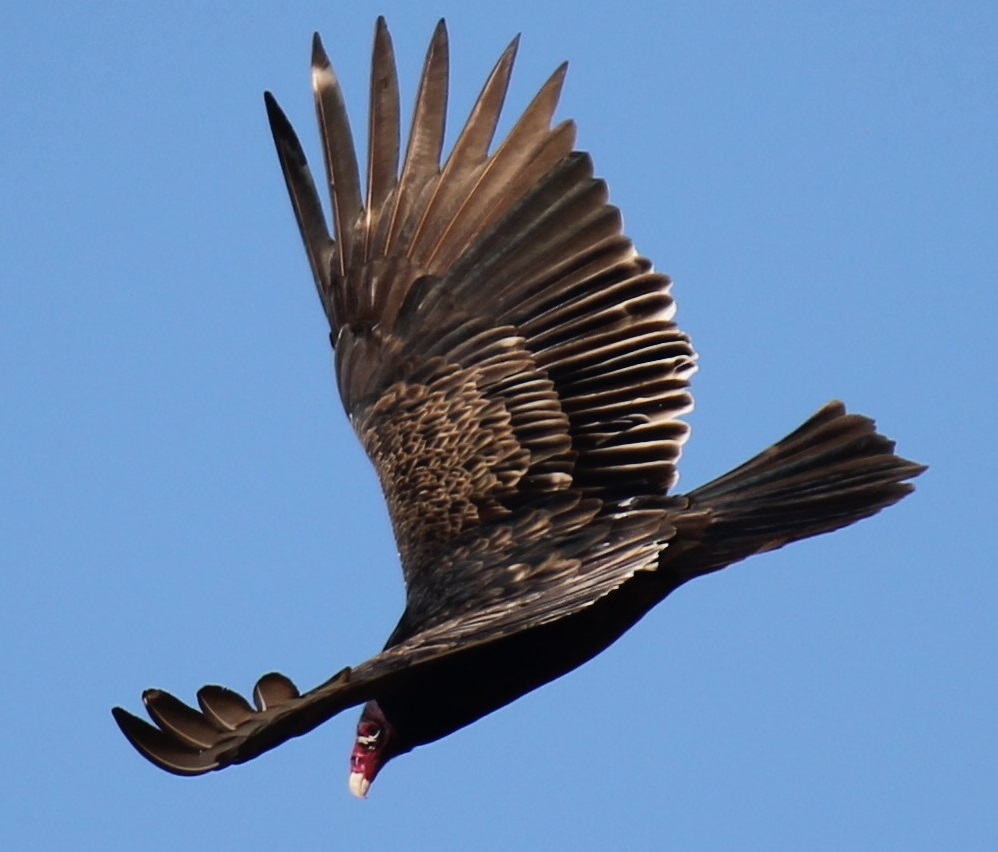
<box><xmin>113</xmin><ymin>18</ymin><xmax>924</xmax><ymax>798</ymax></box>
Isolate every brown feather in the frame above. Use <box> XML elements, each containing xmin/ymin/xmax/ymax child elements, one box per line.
<box><xmin>311</xmin><ymin>34</ymin><xmax>363</xmax><ymax>279</ymax></box>
<box><xmin>385</xmin><ymin>20</ymin><xmax>449</xmax><ymax>257</ymax></box>
<box><xmin>263</xmin><ymin>93</ymin><xmax>335</xmax><ymax>322</ymax></box>
<box><xmin>365</xmin><ymin>17</ymin><xmax>400</xmax><ymax>262</ymax></box>
<box><xmin>408</xmin><ymin>35</ymin><xmax>520</xmax><ymax>266</ymax></box>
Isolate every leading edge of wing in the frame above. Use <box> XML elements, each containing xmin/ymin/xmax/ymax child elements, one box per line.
<box><xmin>112</xmin><ymin>496</ymin><xmax>668</xmax><ymax>778</ymax></box>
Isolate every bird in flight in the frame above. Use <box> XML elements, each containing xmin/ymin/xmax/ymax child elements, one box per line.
<box><xmin>113</xmin><ymin>18</ymin><xmax>924</xmax><ymax>798</ymax></box>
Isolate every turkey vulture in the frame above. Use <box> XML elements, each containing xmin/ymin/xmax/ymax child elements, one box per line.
<box><xmin>113</xmin><ymin>18</ymin><xmax>924</xmax><ymax>798</ymax></box>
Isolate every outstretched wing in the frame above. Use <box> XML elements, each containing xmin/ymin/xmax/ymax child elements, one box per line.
<box><xmin>265</xmin><ymin>18</ymin><xmax>697</xmax><ymax>607</ymax></box>
<box><xmin>113</xmin><ymin>670</ymin><xmax>356</xmax><ymax>776</ymax></box>
<box><xmin>113</xmin><ymin>490</ymin><xmax>674</xmax><ymax>775</ymax></box>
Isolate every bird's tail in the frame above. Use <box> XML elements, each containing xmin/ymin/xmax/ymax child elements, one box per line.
<box><xmin>669</xmin><ymin>401</ymin><xmax>925</xmax><ymax>580</ymax></box>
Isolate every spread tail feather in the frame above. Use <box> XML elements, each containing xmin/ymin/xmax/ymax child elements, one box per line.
<box><xmin>671</xmin><ymin>401</ymin><xmax>925</xmax><ymax>579</ymax></box>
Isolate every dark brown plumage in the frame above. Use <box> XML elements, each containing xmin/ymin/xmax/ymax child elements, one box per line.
<box><xmin>112</xmin><ymin>18</ymin><xmax>924</xmax><ymax>794</ymax></box>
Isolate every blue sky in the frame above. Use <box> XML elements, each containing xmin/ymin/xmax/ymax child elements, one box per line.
<box><xmin>3</xmin><ymin>1</ymin><xmax>995</xmax><ymax>849</ymax></box>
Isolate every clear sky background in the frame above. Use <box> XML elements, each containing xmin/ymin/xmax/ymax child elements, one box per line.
<box><xmin>3</xmin><ymin>1</ymin><xmax>995</xmax><ymax>849</ymax></box>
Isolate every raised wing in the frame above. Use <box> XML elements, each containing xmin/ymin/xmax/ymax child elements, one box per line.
<box><xmin>265</xmin><ymin>19</ymin><xmax>697</xmax><ymax>605</ymax></box>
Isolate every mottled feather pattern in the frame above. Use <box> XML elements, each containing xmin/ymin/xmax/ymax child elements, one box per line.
<box><xmin>356</xmin><ymin>368</ymin><xmax>528</xmax><ymax>565</ymax></box>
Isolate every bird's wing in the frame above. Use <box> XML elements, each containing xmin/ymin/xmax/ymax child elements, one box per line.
<box><xmin>113</xmin><ymin>491</ymin><xmax>673</xmax><ymax>776</ymax></box>
<box><xmin>265</xmin><ymin>19</ymin><xmax>697</xmax><ymax>602</ymax></box>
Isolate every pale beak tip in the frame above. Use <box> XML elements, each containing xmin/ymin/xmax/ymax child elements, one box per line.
<box><xmin>348</xmin><ymin>771</ymin><xmax>371</xmax><ymax>799</ymax></box>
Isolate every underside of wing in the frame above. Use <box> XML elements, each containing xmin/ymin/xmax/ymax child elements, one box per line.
<box><xmin>113</xmin><ymin>492</ymin><xmax>673</xmax><ymax>776</ymax></box>
<box><xmin>266</xmin><ymin>18</ymin><xmax>696</xmax><ymax>617</ymax></box>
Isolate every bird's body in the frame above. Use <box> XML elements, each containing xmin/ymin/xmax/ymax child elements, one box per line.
<box><xmin>113</xmin><ymin>18</ymin><xmax>924</xmax><ymax>797</ymax></box>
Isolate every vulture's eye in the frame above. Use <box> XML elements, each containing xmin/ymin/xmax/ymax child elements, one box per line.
<box><xmin>357</xmin><ymin>728</ymin><xmax>381</xmax><ymax>750</ymax></box>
